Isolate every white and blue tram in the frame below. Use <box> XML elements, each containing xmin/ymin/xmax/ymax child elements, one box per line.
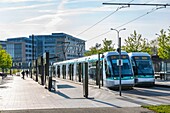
<box><xmin>128</xmin><ymin>52</ymin><xmax>155</xmax><ymax>86</ymax></box>
<box><xmin>53</xmin><ymin>51</ymin><xmax>134</xmax><ymax>88</ymax></box>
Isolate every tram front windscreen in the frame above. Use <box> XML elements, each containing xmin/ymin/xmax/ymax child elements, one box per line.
<box><xmin>133</xmin><ymin>56</ymin><xmax>154</xmax><ymax>75</ymax></box>
<box><xmin>109</xmin><ymin>55</ymin><xmax>133</xmax><ymax>77</ymax></box>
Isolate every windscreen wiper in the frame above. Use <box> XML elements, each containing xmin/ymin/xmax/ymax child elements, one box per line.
<box><xmin>134</xmin><ymin>59</ymin><xmax>146</xmax><ymax>76</ymax></box>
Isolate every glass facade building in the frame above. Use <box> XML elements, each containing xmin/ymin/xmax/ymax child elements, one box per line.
<box><xmin>31</xmin><ymin>33</ymin><xmax>85</xmax><ymax>63</ymax></box>
<box><xmin>7</xmin><ymin>37</ymin><xmax>32</xmax><ymax>69</ymax></box>
<box><xmin>1</xmin><ymin>33</ymin><xmax>85</xmax><ymax>69</ymax></box>
<box><xmin>0</xmin><ymin>41</ymin><xmax>7</xmax><ymax>50</ymax></box>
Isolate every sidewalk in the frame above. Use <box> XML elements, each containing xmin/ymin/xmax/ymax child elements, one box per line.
<box><xmin>155</xmin><ymin>79</ymin><xmax>170</xmax><ymax>87</ymax></box>
<box><xmin>0</xmin><ymin>75</ymin><xmax>155</xmax><ymax>113</ymax></box>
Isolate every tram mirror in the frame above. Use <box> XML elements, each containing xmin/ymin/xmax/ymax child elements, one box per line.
<box><xmin>101</xmin><ymin>55</ymin><xmax>104</xmax><ymax>58</ymax></box>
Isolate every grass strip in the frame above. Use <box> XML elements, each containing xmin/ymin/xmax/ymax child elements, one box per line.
<box><xmin>142</xmin><ymin>105</ymin><xmax>170</xmax><ymax>113</ymax></box>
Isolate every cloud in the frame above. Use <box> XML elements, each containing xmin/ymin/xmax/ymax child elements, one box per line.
<box><xmin>0</xmin><ymin>3</ymin><xmax>56</xmax><ymax>12</ymax></box>
<box><xmin>22</xmin><ymin>15</ymin><xmax>54</xmax><ymax>23</ymax></box>
<box><xmin>0</xmin><ymin>23</ymin><xmax>47</xmax><ymax>39</ymax></box>
<box><xmin>0</xmin><ymin>0</ymin><xmax>53</xmax><ymax>3</ymax></box>
<box><xmin>65</xmin><ymin>0</ymin><xmax>113</xmax><ymax>4</ymax></box>
<box><xmin>22</xmin><ymin>5</ymin><xmax>115</xmax><ymax>23</ymax></box>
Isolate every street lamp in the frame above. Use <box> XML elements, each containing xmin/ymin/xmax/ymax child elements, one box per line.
<box><xmin>111</xmin><ymin>28</ymin><xmax>126</xmax><ymax>96</ymax></box>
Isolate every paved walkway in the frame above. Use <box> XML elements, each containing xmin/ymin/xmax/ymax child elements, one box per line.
<box><xmin>155</xmin><ymin>79</ymin><xmax>170</xmax><ymax>87</ymax></box>
<box><xmin>1</xmin><ymin>75</ymin><xmax>168</xmax><ymax>112</ymax></box>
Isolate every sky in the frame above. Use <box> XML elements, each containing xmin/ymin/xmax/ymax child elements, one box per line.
<box><xmin>0</xmin><ymin>0</ymin><xmax>170</xmax><ymax>50</ymax></box>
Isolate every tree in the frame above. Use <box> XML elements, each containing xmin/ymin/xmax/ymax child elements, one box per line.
<box><xmin>0</xmin><ymin>46</ymin><xmax>12</xmax><ymax>72</ymax></box>
<box><xmin>84</xmin><ymin>46</ymin><xmax>98</xmax><ymax>56</ymax></box>
<box><xmin>150</xmin><ymin>39</ymin><xmax>158</xmax><ymax>55</ymax></box>
<box><xmin>100</xmin><ymin>38</ymin><xmax>115</xmax><ymax>53</ymax></box>
<box><xmin>123</xmin><ymin>30</ymin><xmax>152</xmax><ymax>54</ymax></box>
<box><xmin>157</xmin><ymin>28</ymin><xmax>170</xmax><ymax>60</ymax></box>
<box><xmin>84</xmin><ymin>38</ymin><xmax>115</xmax><ymax>56</ymax></box>
<box><xmin>84</xmin><ymin>43</ymin><xmax>101</xmax><ymax>56</ymax></box>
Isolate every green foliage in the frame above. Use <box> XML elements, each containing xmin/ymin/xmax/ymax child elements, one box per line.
<box><xmin>157</xmin><ymin>28</ymin><xmax>170</xmax><ymax>60</ymax></box>
<box><xmin>101</xmin><ymin>38</ymin><xmax>115</xmax><ymax>52</ymax></box>
<box><xmin>150</xmin><ymin>39</ymin><xmax>158</xmax><ymax>55</ymax></box>
<box><xmin>0</xmin><ymin>46</ymin><xmax>12</xmax><ymax>69</ymax></box>
<box><xmin>84</xmin><ymin>46</ymin><xmax>98</xmax><ymax>56</ymax></box>
<box><xmin>123</xmin><ymin>30</ymin><xmax>152</xmax><ymax>54</ymax></box>
<box><xmin>143</xmin><ymin>105</ymin><xmax>170</xmax><ymax>113</ymax></box>
<box><xmin>12</xmin><ymin>69</ymin><xmax>19</xmax><ymax>74</ymax></box>
<box><xmin>84</xmin><ymin>38</ymin><xmax>115</xmax><ymax>56</ymax></box>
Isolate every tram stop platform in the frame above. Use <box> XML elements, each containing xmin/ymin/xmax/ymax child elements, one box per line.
<box><xmin>155</xmin><ymin>79</ymin><xmax>170</xmax><ymax>87</ymax></box>
<box><xmin>0</xmin><ymin>75</ymin><xmax>169</xmax><ymax>113</ymax></box>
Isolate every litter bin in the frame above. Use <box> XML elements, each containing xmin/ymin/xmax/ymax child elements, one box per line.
<box><xmin>52</xmin><ymin>79</ymin><xmax>56</xmax><ymax>91</ymax></box>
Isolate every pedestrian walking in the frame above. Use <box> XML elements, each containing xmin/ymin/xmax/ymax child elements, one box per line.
<box><xmin>25</xmin><ymin>70</ymin><xmax>29</xmax><ymax>77</ymax></box>
<box><xmin>21</xmin><ymin>70</ymin><xmax>25</xmax><ymax>79</ymax></box>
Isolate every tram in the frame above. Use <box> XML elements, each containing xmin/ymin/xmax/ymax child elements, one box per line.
<box><xmin>53</xmin><ymin>51</ymin><xmax>134</xmax><ymax>88</ymax></box>
<box><xmin>128</xmin><ymin>52</ymin><xmax>155</xmax><ymax>86</ymax></box>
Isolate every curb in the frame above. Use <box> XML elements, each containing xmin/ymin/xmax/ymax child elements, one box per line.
<box><xmin>154</xmin><ymin>84</ymin><xmax>170</xmax><ymax>88</ymax></box>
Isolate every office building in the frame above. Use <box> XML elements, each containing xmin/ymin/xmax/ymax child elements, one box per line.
<box><xmin>1</xmin><ymin>33</ymin><xmax>85</xmax><ymax>69</ymax></box>
<box><xmin>32</xmin><ymin>33</ymin><xmax>85</xmax><ymax>63</ymax></box>
<box><xmin>6</xmin><ymin>37</ymin><xmax>33</xmax><ymax>69</ymax></box>
<box><xmin>0</xmin><ymin>41</ymin><xmax>7</xmax><ymax>50</ymax></box>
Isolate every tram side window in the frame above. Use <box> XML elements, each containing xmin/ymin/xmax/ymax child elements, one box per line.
<box><xmin>53</xmin><ymin>66</ymin><xmax>56</xmax><ymax>77</ymax></box>
<box><xmin>131</xmin><ymin>59</ymin><xmax>137</xmax><ymax>74</ymax></box>
<box><xmin>105</xmin><ymin>61</ymin><xmax>111</xmax><ymax>78</ymax></box>
<box><xmin>76</xmin><ymin>64</ymin><xmax>79</xmax><ymax>76</ymax></box>
<box><xmin>57</xmin><ymin>66</ymin><xmax>60</xmax><ymax>77</ymax></box>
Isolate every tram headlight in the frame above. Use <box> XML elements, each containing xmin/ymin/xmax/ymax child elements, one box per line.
<box><xmin>114</xmin><ymin>77</ymin><xmax>117</xmax><ymax>80</ymax></box>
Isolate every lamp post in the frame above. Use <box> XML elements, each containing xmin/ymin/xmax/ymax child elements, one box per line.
<box><xmin>111</xmin><ymin>28</ymin><xmax>126</xmax><ymax>96</ymax></box>
<box><xmin>31</xmin><ymin>34</ymin><xmax>34</xmax><ymax>78</ymax></box>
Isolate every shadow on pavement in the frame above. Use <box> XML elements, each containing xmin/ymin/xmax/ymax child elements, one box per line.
<box><xmin>122</xmin><ymin>88</ymin><xmax>170</xmax><ymax>96</ymax></box>
<box><xmin>0</xmin><ymin>86</ymin><xmax>9</xmax><ymax>88</ymax></box>
<box><xmin>51</xmin><ymin>90</ymin><xmax>71</xmax><ymax>99</ymax></box>
<box><xmin>88</xmin><ymin>98</ymin><xmax>121</xmax><ymax>108</ymax></box>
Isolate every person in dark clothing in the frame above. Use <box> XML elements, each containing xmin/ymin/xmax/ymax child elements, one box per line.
<box><xmin>21</xmin><ymin>70</ymin><xmax>25</xmax><ymax>79</ymax></box>
<box><xmin>25</xmin><ymin>70</ymin><xmax>29</xmax><ymax>77</ymax></box>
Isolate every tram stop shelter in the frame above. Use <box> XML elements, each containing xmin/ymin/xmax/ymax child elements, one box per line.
<box><xmin>152</xmin><ymin>54</ymin><xmax>170</xmax><ymax>80</ymax></box>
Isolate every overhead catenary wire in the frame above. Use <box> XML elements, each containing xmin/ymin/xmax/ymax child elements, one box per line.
<box><xmin>87</xmin><ymin>31</ymin><xmax>111</xmax><ymax>41</ymax></box>
<box><xmin>76</xmin><ymin>7</ymin><xmax>126</xmax><ymax>36</ymax></box>
<box><xmin>77</xmin><ymin>0</ymin><xmax>135</xmax><ymax>36</ymax></box>
<box><xmin>86</xmin><ymin>4</ymin><xmax>166</xmax><ymax>42</ymax></box>
<box><xmin>115</xmin><ymin>6</ymin><xmax>166</xmax><ymax>29</ymax></box>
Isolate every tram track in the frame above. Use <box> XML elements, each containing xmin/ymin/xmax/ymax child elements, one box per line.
<box><xmin>118</xmin><ymin>87</ymin><xmax>170</xmax><ymax>105</ymax></box>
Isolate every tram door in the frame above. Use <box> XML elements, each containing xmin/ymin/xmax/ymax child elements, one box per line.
<box><xmin>57</xmin><ymin>66</ymin><xmax>60</xmax><ymax>78</ymax></box>
<box><xmin>78</xmin><ymin>63</ymin><xmax>82</xmax><ymax>82</ymax></box>
<box><xmin>69</xmin><ymin>64</ymin><xmax>71</xmax><ymax>80</ymax></box>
